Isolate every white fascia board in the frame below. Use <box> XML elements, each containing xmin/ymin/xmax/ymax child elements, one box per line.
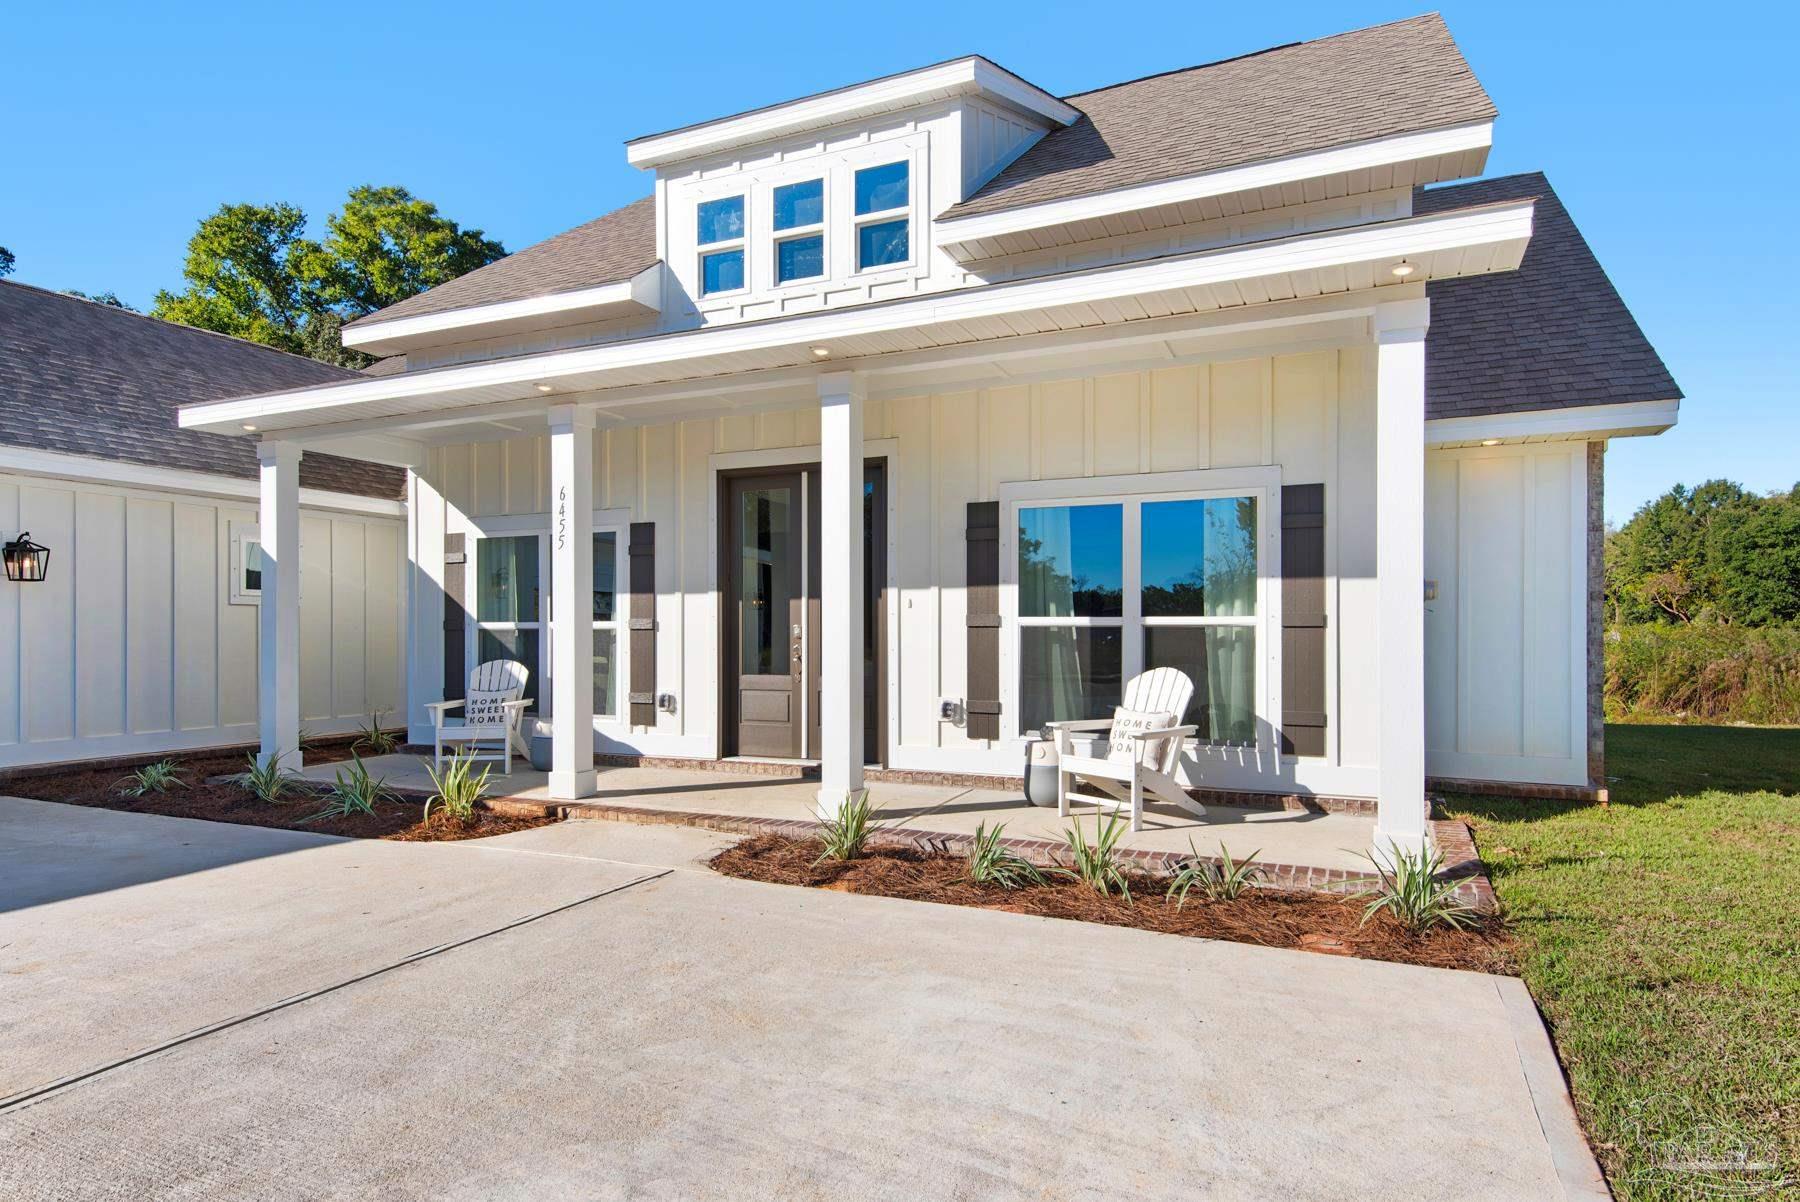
<box><xmin>625</xmin><ymin>57</ymin><xmax>1079</xmax><ymax>169</ymax></box>
<box><xmin>935</xmin><ymin>121</ymin><xmax>1494</xmax><ymax>249</ymax></box>
<box><xmin>0</xmin><ymin>445</ymin><xmax>407</xmax><ymax>517</ymax></box>
<box><xmin>179</xmin><ymin>200</ymin><xmax>1533</xmax><ymax>435</ymax></box>
<box><xmin>1426</xmin><ymin>398</ymin><xmax>1680</xmax><ymax>447</ymax></box>
<box><xmin>342</xmin><ymin>265</ymin><xmax>663</xmax><ymax>354</ymax></box>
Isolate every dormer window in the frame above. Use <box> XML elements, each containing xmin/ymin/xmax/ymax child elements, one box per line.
<box><xmin>854</xmin><ymin>162</ymin><xmax>910</xmax><ymax>271</ymax></box>
<box><xmin>773</xmin><ymin>179</ymin><xmax>825</xmax><ymax>284</ymax></box>
<box><xmin>698</xmin><ymin>195</ymin><xmax>746</xmax><ymax>295</ymax></box>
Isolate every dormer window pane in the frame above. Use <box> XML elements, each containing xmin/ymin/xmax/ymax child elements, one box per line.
<box><xmin>857</xmin><ymin>219</ymin><xmax>908</xmax><ymax>269</ymax></box>
<box><xmin>777</xmin><ymin>235</ymin><xmax>824</xmax><ymax>283</ymax></box>
<box><xmin>701</xmin><ymin>248</ymin><xmax>745</xmax><ymax>295</ymax></box>
<box><xmin>854</xmin><ymin>162</ymin><xmax>908</xmax><ymax>215</ymax></box>
<box><xmin>774</xmin><ymin>180</ymin><xmax>824</xmax><ymax>231</ymax></box>
<box><xmin>697</xmin><ymin>196</ymin><xmax>745</xmax><ymax>245</ymax></box>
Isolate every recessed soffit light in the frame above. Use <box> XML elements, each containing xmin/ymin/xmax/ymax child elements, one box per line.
<box><xmin>1390</xmin><ymin>260</ymin><xmax>1416</xmax><ymax>279</ymax></box>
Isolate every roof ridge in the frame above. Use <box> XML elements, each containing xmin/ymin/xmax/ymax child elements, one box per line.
<box><xmin>1059</xmin><ymin>12</ymin><xmax>1445</xmax><ymax>102</ymax></box>
<box><xmin>0</xmin><ymin>278</ymin><xmax>362</xmax><ymax>380</ymax></box>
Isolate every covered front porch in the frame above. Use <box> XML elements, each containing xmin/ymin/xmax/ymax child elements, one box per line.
<box><xmin>301</xmin><ymin>752</ymin><xmax>1381</xmax><ymax>883</ymax></box>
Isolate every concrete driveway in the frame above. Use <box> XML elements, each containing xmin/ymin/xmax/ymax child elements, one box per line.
<box><xmin>0</xmin><ymin>797</ymin><xmax>1604</xmax><ymax>1201</ymax></box>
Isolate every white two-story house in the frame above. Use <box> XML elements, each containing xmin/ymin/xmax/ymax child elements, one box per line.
<box><xmin>178</xmin><ymin>14</ymin><xmax>1679</xmax><ymax>857</ymax></box>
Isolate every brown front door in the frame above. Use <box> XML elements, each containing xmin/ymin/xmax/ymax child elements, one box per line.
<box><xmin>725</xmin><ymin>472</ymin><xmax>805</xmax><ymax>757</ymax></box>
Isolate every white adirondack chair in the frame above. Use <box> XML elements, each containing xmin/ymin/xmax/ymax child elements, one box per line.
<box><xmin>1049</xmin><ymin>667</ymin><xmax>1202</xmax><ymax>832</ymax></box>
<box><xmin>424</xmin><ymin>660</ymin><xmax>533</xmax><ymax>774</ymax></box>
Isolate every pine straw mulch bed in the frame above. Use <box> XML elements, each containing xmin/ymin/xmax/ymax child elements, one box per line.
<box><xmin>3</xmin><ymin>748</ymin><xmax>556</xmax><ymax>842</ymax></box>
<box><xmin>712</xmin><ymin>834</ymin><xmax>1515</xmax><ymax>974</ymax></box>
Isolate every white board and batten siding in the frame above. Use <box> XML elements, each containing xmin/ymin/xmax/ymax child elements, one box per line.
<box><xmin>0</xmin><ymin>470</ymin><xmax>407</xmax><ymax>769</ymax></box>
<box><xmin>1425</xmin><ymin>443</ymin><xmax>1590</xmax><ymax>787</ymax></box>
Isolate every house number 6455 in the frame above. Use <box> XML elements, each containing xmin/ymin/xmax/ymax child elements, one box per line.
<box><xmin>557</xmin><ymin>485</ymin><xmax>568</xmax><ymax>550</ymax></box>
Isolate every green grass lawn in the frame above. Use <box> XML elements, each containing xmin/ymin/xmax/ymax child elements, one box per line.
<box><xmin>1444</xmin><ymin>724</ymin><xmax>1799</xmax><ymax>1201</ymax></box>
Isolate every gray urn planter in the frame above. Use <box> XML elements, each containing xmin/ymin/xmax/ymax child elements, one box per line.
<box><xmin>1023</xmin><ymin>738</ymin><xmax>1060</xmax><ymax>807</ymax></box>
<box><xmin>529</xmin><ymin>734</ymin><xmax>554</xmax><ymax>772</ymax></box>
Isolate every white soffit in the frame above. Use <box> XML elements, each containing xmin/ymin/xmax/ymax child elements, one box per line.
<box><xmin>341</xmin><ymin>265</ymin><xmax>663</xmax><ymax>356</ymax></box>
<box><xmin>625</xmin><ymin>57</ymin><xmax>1080</xmax><ymax>169</ymax></box>
<box><xmin>179</xmin><ymin>199</ymin><xmax>1532</xmax><ymax>436</ymax></box>
<box><xmin>935</xmin><ymin>122</ymin><xmax>1494</xmax><ymax>262</ymax></box>
<box><xmin>1427</xmin><ymin>399</ymin><xmax>1680</xmax><ymax>448</ymax></box>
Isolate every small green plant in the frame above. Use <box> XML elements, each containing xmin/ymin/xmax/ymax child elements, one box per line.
<box><xmin>814</xmin><ymin>789</ymin><xmax>881</xmax><ymax>863</ymax></box>
<box><xmin>354</xmin><ymin>710</ymin><xmax>400</xmax><ymax>756</ymax></box>
<box><xmin>1058</xmin><ymin>812</ymin><xmax>1132</xmax><ymax>900</ymax></box>
<box><xmin>1360</xmin><ymin>841</ymin><xmax>1482</xmax><ymax>933</ymax></box>
<box><xmin>965</xmin><ymin>821</ymin><xmax>1045</xmax><ymax>889</ymax></box>
<box><xmin>1166</xmin><ymin>840</ymin><xmax>1265</xmax><ymax>907</ymax></box>
<box><xmin>301</xmin><ymin>753</ymin><xmax>397</xmax><ymax>824</ymax></box>
<box><xmin>118</xmin><ymin>759</ymin><xmax>186</xmax><ymax>797</ymax></box>
<box><xmin>241</xmin><ymin>752</ymin><xmax>299</xmax><ymax>804</ymax></box>
<box><xmin>424</xmin><ymin>752</ymin><xmax>491</xmax><ymax>826</ymax></box>
<box><xmin>296</xmin><ymin>725</ymin><xmax>318</xmax><ymax>754</ymax></box>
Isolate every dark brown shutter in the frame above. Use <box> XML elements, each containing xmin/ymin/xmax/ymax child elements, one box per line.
<box><xmin>628</xmin><ymin>521</ymin><xmax>657</xmax><ymax>726</ymax></box>
<box><xmin>965</xmin><ymin>501</ymin><xmax>1002</xmax><ymax>740</ymax></box>
<box><xmin>443</xmin><ymin>533</ymin><xmax>467</xmax><ymax>701</ymax></box>
<box><xmin>1280</xmin><ymin>483</ymin><xmax>1327</xmax><ymax>757</ymax></box>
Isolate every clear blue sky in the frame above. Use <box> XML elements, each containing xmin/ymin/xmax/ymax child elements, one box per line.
<box><xmin>4</xmin><ymin>2</ymin><xmax>1793</xmax><ymax>523</ymax></box>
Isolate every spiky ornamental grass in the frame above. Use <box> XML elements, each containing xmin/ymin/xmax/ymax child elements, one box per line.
<box><xmin>1166</xmin><ymin>840</ymin><xmax>1265</xmax><ymax>907</ymax></box>
<box><xmin>1359</xmin><ymin>841</ymin><xmax>1481</xmax><ymax>933</ymax></box>
<box><xmin>118</xmin><ymin>759</ymin><xmax>186</xmax><ymax>797</ymax></box>
<box><xmin>1058</xmin><ymin>812</ymin><xmax>1133</xmax><ymax>901</ymax></box>
<box><xmin>424</xmin><ymin>751</ymin><xmax>491</xmax><ymax>825</ymax></box>
<box><xmin>964</xmin><ymin>821</ymin><xmax>1045</xmax><ymax>889</ymax></box>
<box><xmin>353</xmin><ymin>710</ymin><xmax>401</xmax><ymax>756</ymax></box>
<box><xmin>241</xmin><ymin>751</ymin><xmax>300</xmax><ymax>804</ymax></box>
<box><xmin>301</xmin><ymin>753</ymin><xmax>397</xmax><ymax>824</ymax></box>
<box><xmin>814</xmin><ymin>789</ymin><xmax>881</xmax><ymax>864</ymax></box>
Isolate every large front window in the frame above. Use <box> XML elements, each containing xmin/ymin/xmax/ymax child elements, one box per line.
<box><xmin>473</xmin><ymin>530</ymin><xmax>625</xmax><ymax>720</ymax></box>
<box><xmin>1015</xmin><ymin>494</ymin><xmax>1260</xmax><ymax>743</ymax></box>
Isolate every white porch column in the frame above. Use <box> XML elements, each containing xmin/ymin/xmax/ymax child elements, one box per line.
<box><xmin>257</xmin><ymin>441</ymin><xmax>302</xmax><ymax>771</ymax></box>
<box><xmin>547</xmin><ymin>404</ymin><xmax>597</xmax><ymax>799</ymax></box>
<box><xmin>816</xmin><ymin>371</ymin><xmax>865</xmax><ymax>817</ymax></box>
<box><xmin>1373</xmin><ymin>298</ymin><xmax>1431</xmax><ymax>857</ymax></box>
<box><xmin>405</xmin><ymin>464</ymin><xmax>447</xmax><ymax>745</ymax></box>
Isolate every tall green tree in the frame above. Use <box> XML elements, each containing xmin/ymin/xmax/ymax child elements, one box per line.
<box><xmin>1606</xmin><ymin>480</ymin><xmax>1800</xmax><ymax>626</ymax></box>
<box><xmin>152</xmin><ymin>187</ymin><xmax>505</xmax><ymax>365</ymax></box>
<box><xmin>0</xmin><ymin>246</ymin><xmax>14</xmax><ymax>277</ymax></box>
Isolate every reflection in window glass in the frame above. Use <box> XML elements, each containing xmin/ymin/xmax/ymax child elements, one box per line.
<box><xmin>477</xmin><ymin>536</ymin><xmax>539</xmax><ymax>623</ymax></box>
<box><xmin>776</xmin><ymin>235</ymin><xmax>824</xmax><ymax>283</ymax></box>
<box><xmin>592</xmin><ymin>532</ymin><xmax>616</xmax><ymax>621</ymax></box>
<box><xmin>1141</xmin><ymin>497</ymin><xmax>1258</xmax><ymax>617</ymax></box>
<box><xmin>856</xmin><ymin>219</ymin><xmax>908</xmax><ymax>270</ymax></box>
<box><xmin>1020</xmin><ymin>627</ymin><xmax>1121</xmax><ymax>733</ymax></box>
<box><xmin>1018</xmin><ymin>504</ymin><xmax>1122</xmax><ymax>617</ymax></box>
<box><xmin>697</xmin><ymin>196</ymin><xmax>744</xmax><ymax>244</ymax></box>
<box><xmin>854</xmin><ymin>161</ymin><xmax>908</xmax><ymax>214</ymax></box>
<box><xmin>738</xmin><ymin>486</ymin><xmax>793</xmax><ymax>677</ymax></box>
<box><xmin>701</xmin><ymin>248</ymin><xmax>744</xmax><ymax>295</ymax></box>
<box><xmin>773</xmin><ymin>179</ymin><xmax>823</xmax><ymax>230</ymax></box>
<box><xmin>243</xmin><ymin>540</ymin><xmax>263</xmax><ymax>593</ymax></box>
<box><xmin>594</xmin><ymin>629</ymin><xmax>617</xmax><ymax>717</ymax></box>
<box><xmin>1144</xmin><ymin>626</ymin><xmax>1256</xmax><ymax>743</ymax></box>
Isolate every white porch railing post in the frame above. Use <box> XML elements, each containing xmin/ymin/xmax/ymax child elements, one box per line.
<box><xmin>1373</xmin><ymin>298</ymin><xmax>1431</xmax><ymax>859</ymax></box>
<box><xmin>817</xmin><ymin>371</ymin><xmax>866</xmax><ymax>817</ymax></box>
<box><xmin>257</xmin><ymin>441</ymin><xmax>303</xmax><ymax>771</ymax></box>
<box><xmin>547</xmin><ymin>404</ymin><xmax>597</xmax><ymax>800</ymax></box>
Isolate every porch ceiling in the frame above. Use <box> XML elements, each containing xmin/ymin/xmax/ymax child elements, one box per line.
<box><xmin>179</xmin><ymin>199</ymin><xmax>1531</xmax><ymax>443</ymax></box>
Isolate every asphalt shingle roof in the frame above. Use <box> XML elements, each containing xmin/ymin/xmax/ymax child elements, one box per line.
<box><xmin>944</xmin><ymin>14</ymin><xmax>1496</xmax><ymax>221</ymax></box>
<box><xmin>0</xmin><ymin>282</ymin><xmax>406</xmax><ymax>500</ymax></box>
<box><xmin>347</xmin><ymin>196</ymin><xmax>658</xmax><ymax>330</ymax></box>
<box><xmin>1420</xmin><ymin>173</ymin><xmax>1681</xmax><ymax>420</ymax></box>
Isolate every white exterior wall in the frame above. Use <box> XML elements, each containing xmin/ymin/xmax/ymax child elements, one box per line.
<box><xmin>417</xmin><ymin>344</ymin><xmax>1400</xmax><ymax>797</ymax></box>
<box><xmin>0</xmin><ymin>469</ymin><xmax>407</xmax><ymax>769</ymax></box>
<box><xmin>1424</xmin><ymin>442</ymin><xmax>1590</xmax><ymax>787</ymax></box>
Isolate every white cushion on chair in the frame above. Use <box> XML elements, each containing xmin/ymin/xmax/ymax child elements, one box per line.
<box><xmin>1106</xmin><ymin>707</ymin><xmax>1176</xmax><ymax>768</ymax></box>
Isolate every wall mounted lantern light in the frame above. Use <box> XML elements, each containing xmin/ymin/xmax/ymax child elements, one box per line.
<box><xmin>3</xmin><ymin>532</ymin><xmax>51</xmax><ymax>583</ymax></box>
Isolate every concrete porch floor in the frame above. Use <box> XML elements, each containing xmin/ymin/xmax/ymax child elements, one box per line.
<box><xmin>304</xmin><ymin>754</ymin><xmax>1379</xmax><ymax>875</ymax></box>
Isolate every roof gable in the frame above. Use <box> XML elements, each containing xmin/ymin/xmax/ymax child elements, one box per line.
<box><xmin>1421</xmin><ymin>172</ymin><xmax>1681</xmax><ymax>420</ymax></box>
<box><xmin>0</xmin><ymin>282</ymin><xmax>404</xmax><ymax>499</ymax></box>
<box><xmin>945</xmin><ymin>13</ymin><xmax>1495</xmax><ymax>221</ymax></box>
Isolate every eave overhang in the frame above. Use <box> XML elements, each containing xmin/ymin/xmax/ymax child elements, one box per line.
<box><xmin>935</xmin><ymin>121</ymin><xmax>1493</xmax><ymax>263</ymax></box>
<box><xmin>180</xmin><ymin>199</ymin><xmax>1533</xmax><ymax>437</ymax></box>
<box><xmin>1426</xmin><ymin>398</ymin><xmax>1680</xmax><ymax>448</ymax></box>
<box><xmin>625</xmin><ymin>57</ymin><xmax>1080</xmax><ymax>169</ymax></box>
<box><xmin>341</xmin><ymin>264</ymin><xmax>664</xmax><ymax>356</ymax></box>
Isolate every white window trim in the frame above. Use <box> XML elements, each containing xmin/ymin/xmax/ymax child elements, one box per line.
<box><xmin>770</xmin><ymin>177</ymin><xmax>827</xmax><ymax>287</ymax></box>
<box><xmin>697</xmin><ymin>193</ymin><xmax>749</xmax><ymax>299</ymax></box>
<box><xmin>458</xmin><ymin>508</ymin><xmax>632</xmax><ymax>729</ymax></box>
<box><xmin>997</xmin><ymin>466</ymin><xmax>1283</xmax><ymax>763</ymax></box>
<box><xmin>851</xmin><ymin>157</ymin><xmax>915</xmax><ymax>276</ymax></box>
<box><xmin>229</xmin><ymin>520</ymin><xmax>262</xmax><ymax>606</ymax></box>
